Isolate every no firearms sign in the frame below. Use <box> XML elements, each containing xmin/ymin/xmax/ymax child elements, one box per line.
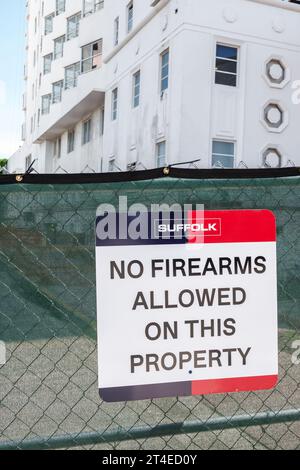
<box><xmin>96</xmin><ymin>210</ymin><xmax>278</xmax><ymax>402</ymax></box>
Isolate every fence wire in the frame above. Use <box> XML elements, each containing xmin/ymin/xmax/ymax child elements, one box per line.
<box><xmin>0</xmin><ymin>175</ymin><xmax>299</xmax><ymax>450</ymax></box>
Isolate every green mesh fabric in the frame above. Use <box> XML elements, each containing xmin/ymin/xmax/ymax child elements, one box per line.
<box><xmin>0</xmin><ymin>177</ymin><xmax>299</xmax><ymax>450</ymax></box>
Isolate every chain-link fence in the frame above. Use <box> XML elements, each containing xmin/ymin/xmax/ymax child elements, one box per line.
<box><xmin>0</xmin><ymin>170</ymin><xmax>299</xmax><ymax>450</ymax></box>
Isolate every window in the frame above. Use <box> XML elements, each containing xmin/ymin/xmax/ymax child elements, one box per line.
<box><xmin>53</xmin><ymin>139</ymin><xmax>57</xmax><ymax>157</ymax></box>
<box><xmin>132</xmin><ymin>70</ymin><xmax>141</xmax><ymax>108</ymax></box>
<box><xmin>41</xmin><ymin>94</ymin><xmax>51</xmax><ymax>114</ymax></box>
<box><xmin>45</xmin><ymin>13</ymin><xmax>54</xmax><ymax>35</ymax></box>
<box><xmin>43</xmin><ymin>53</ymin><xmax>53</xmax><ymax>74</ymax></box>
<box><xmin>100</xmin><ymin>108</ymin><xmax>105</xmax><ymax>135</ymax></box>
<box><xmin>81</xmin><ymin>40</ymin><xmax>103</xmax><ymax>73</ymax></box>
<box><xmin>53</xmin><ymin>137</ymin><xmax>62</xmax><ymax>159</ymax></box>
<box><xmin>160</xmin><ymin>49</ymin><xmax>169</xmax><ymax>93</ymax></box>
<box><xmin>95</xmin><ymin>0</ymin><xmax>104</xmax><ymax>11</ymax></box>
<box><xmin>112</xmin><ymin>88</ymin><xmax>118</xmax><ymax>121</ymax></box>
<box><xmin>83</xmin><ymin>0</ymin><xmax>94</xmax><ymax>17</ymax></box>
<box><xmin>114</xmin><ymin>17</ymin><xmax>119</xmax><ymax>46</ymax></box>
<box><xmin>127</xmin><ymin>1</ymin><xmax>134</xmax><ymax>33</ymax></box>
<box><xmin>52</xmin><ymin>80</ymin><xmax>63</xmax><ymax>103</ymax></box>
<box><xmin>212</xmin><ymin>141</ymin><xmax>235</xmax><ymax>168</ymax></box>
<box><xmin>22</xmin><ymin>92</ymin><xmax>27</xmax><ymax>111</ymax></box>
<box><xmin>56</xmin><ymin>0</ymin><xmax>65</xmax><ymax>15</ymax></box>
<box><xmin>83</xmin><ymin>0</ymin><xmax>104</xmax><ymax>17</ymax></box>
<box><xmin>65</xmin><ymin>62</ymin><xmax>80</xmax><ymax>89</ymax></box>
<box><xmin>54</xmin><ymin>35</ymin><xmax>65</xmax><ymax>59</ymax></box>
<box><xmin>21</xmin><ymin>122</ymin><xmax>26</xmax><ymax>141</ymax></box>
<box><xmin>215</xmin><ymin>44</ymin><xmax>238</xmax><ymax>87</ymax></box>
<box><xmin>67</xmin><ymin>12</ymin><xmax>81</xmax><ymax>40</ymax></box>
<box><xmin>57</xmin><ymin>137</ymin><xmax>62</xmax><ymax>159</ymax></box>
<box><xmin>67</xmin><ymin>129</ymin><xmax>75</xmax><ymax>153</ymax></box>
<box><xmin>157</xmin><ymin>141</ymin><xmax>166</xmax><ymax>168</ymax></box>
<box><xmin>82</xmin><ymin>119</ymin><xmax>92</xmax><ymax>145</ymax></box>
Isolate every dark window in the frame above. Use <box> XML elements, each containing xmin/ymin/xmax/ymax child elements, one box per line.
<box><xmin>215</xmin><ymin>44</ymin><xmax>238</xmax><ymax>87</ymax></box>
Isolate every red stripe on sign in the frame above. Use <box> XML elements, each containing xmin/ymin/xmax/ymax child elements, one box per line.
<box><xmin>192</xmin><ymin>375</ymin><xmax>278</xmax><ymax>395</ymax></box>
<box><xmin>188</xmin><ymin>210</ymin><xmax>276</xmax><ymax>244</ymax></box>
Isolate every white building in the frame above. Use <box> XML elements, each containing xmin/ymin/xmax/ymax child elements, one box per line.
<box><xmin>8</xmin><ymin>0</ymin><xmax>300</xmax><ymax>174</ymax></box>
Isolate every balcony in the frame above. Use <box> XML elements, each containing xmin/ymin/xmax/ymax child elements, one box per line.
<box><xmin>35</xmin><ymin>87</ymin><xmax>104</xmax><ymax>143</ymax></box>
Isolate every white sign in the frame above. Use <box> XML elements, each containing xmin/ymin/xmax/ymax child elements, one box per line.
<box><xmin>96</xmin><ymin>210</ymin><xmax>278</xmax><ymax>402</ymax></box>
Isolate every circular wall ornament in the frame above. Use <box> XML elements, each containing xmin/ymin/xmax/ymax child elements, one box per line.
<box><xmin>264</xmin><ymin>103</ymin><xmax>283</xmax><ymax>128</ymax></box>
<box><xmin>272</xmin><ymin>17</ymin><xmax>285</xmax><ymax>33</ymax></box>
<box><xmin>263</xmin><ymin>56</ymin><xmax>290</xmax><ymax>89</ymax></box>
<box><xmin>267</xmin><ymin>61</ymin><xmax>285</xmax><ymax>83</ymax></box>
<box><xmin>223</xmin><ymin>7</ymin><xmax>238</xmax><ymax>23</ymax></box>
<box><xmin>263</xmin><ymin>148</ymin><xmax>282</xmax><ymax>168</ymax></box>
<box><xmin>266</xmin><ymin>105</ymin><xmax>282</xmax><ymax>127</ymax></box>
<box><xmin>261</xmin><ymin>101</ymin><xmax>288</xmax><ymax>133</ymax></box>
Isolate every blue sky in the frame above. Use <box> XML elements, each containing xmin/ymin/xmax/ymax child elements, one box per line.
<box><xmin>0</xmin><ymin>0</ymin><xmax>25</xmax><ymax>158</ymax></box>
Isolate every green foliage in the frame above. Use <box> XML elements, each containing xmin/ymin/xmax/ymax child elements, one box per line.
<box><xmin>0</xmin><ymin>159</ymin><xmax>8</xmax><ymax>174</ymax></box>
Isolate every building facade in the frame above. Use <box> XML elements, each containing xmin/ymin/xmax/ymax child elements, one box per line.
<box><xmin>8</xmin><ymin>0</ymin><xmax>300</xmax><ymax>174</ymax></box>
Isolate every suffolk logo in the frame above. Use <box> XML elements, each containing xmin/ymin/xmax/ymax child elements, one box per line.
<box><xmin>157</xmin><ymin>219</ymin><xmax>221</xmax><ymax>237</ymax></box>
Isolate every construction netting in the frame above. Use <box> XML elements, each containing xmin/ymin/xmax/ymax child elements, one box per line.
<box><xmin>0</xmin><ymin>173</ymin><xmax>299</xmax><ymax>450</ymax></box>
